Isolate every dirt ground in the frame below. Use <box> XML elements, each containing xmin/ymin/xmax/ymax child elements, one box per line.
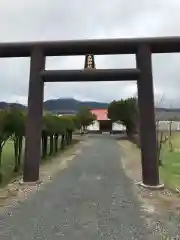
<box><xmin>1</xmin><ymin>135</ymin><xmax>180</xmax><ymax>237</ymax></box>
<box><xmin>119</xmin><ymin>140</ymin><xmax>180</xmax><ymax>230</ymax></box>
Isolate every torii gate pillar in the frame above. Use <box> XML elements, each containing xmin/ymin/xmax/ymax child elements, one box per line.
<box><xmin>136</xmin><ymin>44</ymin><xmax>160</xmax><ymax>186</ymax></box>
<box><xmin>23</xmin><ymin>47</ymin><xmax>45</xmax><ymax>182</ymax></box>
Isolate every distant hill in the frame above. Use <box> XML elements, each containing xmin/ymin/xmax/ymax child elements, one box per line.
<box><xmin>0</xmin><ymin>102</ymin><xmax>26</xmax><ymax>110</ymax></box>
<box><xmin>43</xmin><ymin>98</ymin><xmax>109</xmax><ymax>113</ymax></box>
<box><xmin>0</xmin><ymin>98</ymin><xmax>109</xmax><ymax>113</ymax></box>
<box><xmin>1</xmin><ymin>98</ymin><xmax>180</xmax><ymax>120</ymax></box>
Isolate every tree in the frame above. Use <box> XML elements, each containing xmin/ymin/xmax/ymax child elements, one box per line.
<box><xmin>166</xmin><ymin>115</ymin><xmax>180</xmax><ymax>152</ymax></box>
<box><xmin>63</xmin><ymin>116</ymin><xmax>75</xmax><ymax>144</ymax></box>
<box><xmin>42</xmin><ymin>114</ymin><xmax>75</xmax><ymax>156</ymax></box>
<box><xmin>58</xmin><ymin>116</ymin><xmax>75</xmax><ymax>148</ymax></box>
<box><xmin>167</xmin><ymin>115</ymin><xmax>173</xmax><ymax>153</ymax></box>
<box><xmin>42</xmin><ymin>114</ymin><xmax>56</xmax><ymax>156</ymax></box>
<box><xmin>0</xmin><ymin>108</ymin><xmax>76</xmax><ymax>183</ymax></box>
<box><xmin>71</xmin><ymin>115</ymin><xmax>80</xmax><ymax>130</ymax></box>
<box><xmin>53</xmin><ymin>115</ymin><xmax>67</xmax><ymax>152</ymax></box>
<box><xmin>0</xmin><ymin>110</ymin><xmax>12</xmax><ymax>182</ymax></box>
<box><xmin>155</xmin><ymin>94</ymin><xmax>168</xmax><ymax>166</ymax></box>
<box><xmin>76</xmin><ymin>107</ymin><xmax>96</xmax><ymax>133</ymax></box>
<box><xmin>42</xmin><ymin>115</ymin><xmax>49</xmax><ymax>158</ymax></box>
<box><xmin>166</xmin><ymin>104</ymin><xmax>180</xmax><ymax>152</ymax></box>
<box><xmin>6</xmin><ymin>107</ymin><xmax>26</xmax><ymax>172</ymax></box>
<box><xmin>108</xmin><ymin>98</ymin><xmax>138</xmax><ymax>136</ymax></box>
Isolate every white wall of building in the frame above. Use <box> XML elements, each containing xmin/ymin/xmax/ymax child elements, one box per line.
<box><xmin>87</xmin><ymin>120</ymin><xmax>100</xmax><ymax>131</ymax></box>
<box><xmin>87</xmin><ymin>120</ymin><xmax>126</xmax><ymax>131</ymax></box>
<box><xmin>87</xmin><ymin>120</ymin><xmax>180</xmax><ymax>132</ymax></box>
<box><xmin>112</xmin><ymin>122</ymin><xmax>126</xmax><ymax>131</ymax></box>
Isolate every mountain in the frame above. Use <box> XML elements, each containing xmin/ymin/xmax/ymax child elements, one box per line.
<box><xmin>1</xmin><ymin>98</ymin><xmax>180</xmax><ymax>120</ymax></box>
<box><xmin>0</xmin><ymin>102</ymin><xmax>26</xmax><ymax>110</ymax></box>
<box><xmin>0</xmin><ymin>98</ymin><xmax>109</xmax><ymax>113</ymax></box>
<box><xmin>0</xmin><ymin>102</ymin><xmax>8</xmax><ymax>109</ymax></box>
<box><xmin>43</xmin><ymin>98</ymin><xmax>109</xmax><ymax>113</ymax></box>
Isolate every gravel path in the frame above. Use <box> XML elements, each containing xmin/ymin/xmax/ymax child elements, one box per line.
<box><xmin>0</xmin><ymin>134</ymin><xmax>155</xmax><ymax>239</ymax></box>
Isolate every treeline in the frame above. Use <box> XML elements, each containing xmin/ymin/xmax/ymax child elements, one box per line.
<box><xmin>108</xmin><ymin>98</ymin><xmax>138</xmax><ymax>136</ymax></box>
<box><xmin>0</xmin><ymin>106</ymin><xmax>96</xmax><ymax>183</ymax></box>
<box><xmin>108</xmin><ymin>97</ymin><xmax>173</xmax><ymax>165</ymax></box>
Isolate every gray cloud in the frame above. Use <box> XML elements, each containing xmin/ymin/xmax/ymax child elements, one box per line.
<box><xmin>0</xmin><ymin>0</ymin><xmax>180</xmax><ymax>106</ymax></box>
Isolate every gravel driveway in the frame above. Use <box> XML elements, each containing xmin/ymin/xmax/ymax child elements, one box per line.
<box><xmin>0</xmin><ymin>134</ymin><xmax>156</xmax><ymax>239</ymax></box>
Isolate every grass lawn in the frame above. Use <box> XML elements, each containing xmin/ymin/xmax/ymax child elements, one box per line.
<box><xmin>0</xmin><ymin>138</ymin><xmax>78</xmax><ymax>188</ymax></box>
<box><xmin>160</xmin><ymin>131</ymin><xmax>180</xmax><ymax>190</ymax></box>
<box><xmin>1</xmin><ymin>140</ymin><xmax>18</xmax><ymax>187</ymax></box>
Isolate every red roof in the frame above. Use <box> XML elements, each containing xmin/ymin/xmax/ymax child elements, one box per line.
<box><xmin>90</xmin><ymin>109</ymin><xmax>109</xmax><ymax>121</ymax></box>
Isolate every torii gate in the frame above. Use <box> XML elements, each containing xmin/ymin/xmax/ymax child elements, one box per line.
<box><xmin>1</xmin><ymin>36</ymin><xmax>178</xmax><ymax>188</ymax></box>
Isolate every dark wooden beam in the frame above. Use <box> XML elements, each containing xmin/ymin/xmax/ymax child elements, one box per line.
<box><xmin>23</xmin><ymin>47</ymin><xmax>45</xmax><ymax>182</ymax></box>
<box><xmin>136</xmin><ymin>44</ymin><xmax>159</xmax><ymax>186</ymax></box>
<box><xmin>41</xmin><ymin>69</ymin><xmax>140</xmax><ymax>82</ymax></box>
<box><xmin>1</xmin><ymin>36</ymin><xmax>180</xmax><ymax>57</ymax></box>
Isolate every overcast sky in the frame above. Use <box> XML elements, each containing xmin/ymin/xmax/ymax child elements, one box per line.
<box><xmin>0</xmin><ymin>0</ymin><xmax>180</xmax><ymax>107</ymax></box>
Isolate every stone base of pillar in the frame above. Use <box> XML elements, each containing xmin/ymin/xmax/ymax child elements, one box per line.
<box><xmin>136</xmin><ymin>181</ymin><xmax>164</xmax><ymax>190</ymax></box>
<box><xmin>19</xmin><ymin>179</ymin><xmax>42</xmax><ymax>186</ymax></box>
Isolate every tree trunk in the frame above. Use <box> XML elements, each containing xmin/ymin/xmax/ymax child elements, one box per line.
<box><xmin>13</xmin><ymin>138</ymin><xmax>19</xmax><ymax>172</ymax></box>
<box><xmin>126</xmin><ymin>126</ymin><xmax>132</xmax><ymax>136</ymax></box>
<box><xmin>17</xmin><ymin>136</ymin><xmax>23</xmax><ymax>171</ymax></box>
<box><xmin>41</xmin><ymin>135</ymin><xmax>44</xmax><ymax>158</ymax></box>
<box><xmin>69</xmin><ymin>131</ymin><xmax>72</xmax><ymax>144</ymax></box>
<box><xmin>157</xmin><ymin>131</ymin><xmax>163</xmax><ymax>166</ymax></box>
<box><xmin>13</xmin><ymin>135</ymin><xmax>23</xmax><ymax>172</ymax></box>
<box><xmin>67</xmin><ymin>131</ymin><xmax>69</xmax><ymax>145</ymax></box>
<box><xmin>0</xmin><ymin>146</ymin><xmax>3</xmax><ymax>183</ymax></box>
<box><xmin>49</xmin><ymin>135</ymin><xmax>54</xmax><ymax>155</ymax></box>
<box><xmin>169</xmin><ymin>121</ymin><xmax>173</xmax><ymax>152</ymax></box>
<box><xmin>126</xmin><ymin>121</ymin><xmax>135</xmax><ymax>137</ymax></box>
<box><xmin>59</xmin><ymin>135</ymin><xmax>61</xmax><ymax>150</ymax></box>
<box><xmin>67</xmin><ymin>131</ymin><xmax>70</xmax><ymax>145</ymax></box>
<box><xmin>42</xmin><ymin>134</ymin><xmax>48</xmax><ymax>158</ymax></box>
<box><xmin>61</xmin><ymin>134</ymin><xmax>65</xmax><ymax>149</ymax></box>
<box><xmin>156</xmin><ymin>121</ymin><xmax>162</xmax><ymax>166</ymax></box>
<box><xmin>54</xmin><ymin>134</ymin><xmax>58</xmax><ymax>153</ymax></box>
<box><xmin>81</xmin><ymin>126</ymin><xmax>84</xmax><ymax>135</ymax></box>
<box><xmin>65</xmin><ymin>131</ymin><xmax>68</xmax><ymax>145</ymax></box>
